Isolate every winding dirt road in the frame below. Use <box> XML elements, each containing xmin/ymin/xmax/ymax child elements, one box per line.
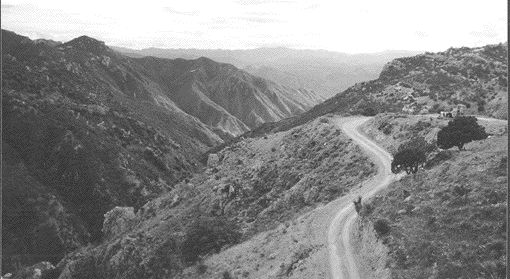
<box><xmin>328</xmin><ymin>116</ymin><xmax>402</xmax><ymax>279</ymax></box>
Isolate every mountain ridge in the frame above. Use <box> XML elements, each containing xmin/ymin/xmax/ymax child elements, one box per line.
<box><xmin>1</xmin><ymin>29</ymin><xmax>319</xmax><ymax>273</ymax></box>
<box><xmin>112</xmin><ymin>46</ymin><xmax>424</xmax><ymax>99</ymax></box>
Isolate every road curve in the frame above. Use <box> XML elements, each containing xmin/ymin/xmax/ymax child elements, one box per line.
<box><xmin>328</xmin><ymin>116</ymin><xmax>401</xmax><ymax>279</ymax></box>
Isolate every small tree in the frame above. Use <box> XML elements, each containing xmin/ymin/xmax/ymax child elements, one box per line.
<box><xmin>373</xmin><ymin>219</ymin><xmax>391</xmax><ymax>237</ymax></box>
<box><xmin>397</xmin><ymin>136</ymin><xmax>436</xmax><ymax>155</ymax></box>
<box><xmin>391</xmin><ymin>148</ymin><xmax>426</xmax><ymax>174</ymax></box>
<box><xmin>437</xmin><ymin>116</ymin><xmax>488</xmax><ymax>150</ymax></box>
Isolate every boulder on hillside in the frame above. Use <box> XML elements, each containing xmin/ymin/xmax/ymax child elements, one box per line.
<box><xmin>102</xmin><ymin>207</ymin><xmax>136</xmax><ymax>240</ymax></box>
<box><xmin>207</xmin><ymin>153</ymin><xmax>220</xmax><ymax>168</ymax></box>
<box><xmin>9</xmin><ymin>261</ymin><xmax>55</xmax><ymax>279</ymax></box>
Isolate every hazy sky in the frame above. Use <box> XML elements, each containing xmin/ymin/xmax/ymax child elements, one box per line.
<box><xmin>1</xmin><ymin>0</ymin><xmax>507</xmax><ymax>53</ymax></box>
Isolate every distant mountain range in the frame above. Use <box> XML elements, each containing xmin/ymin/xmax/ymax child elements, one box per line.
<box><xmin>1</xmin><ymin>29</ymin><xmax>319</xmax><ymax>272</ymax></box>
<box><xmin>221</xmin><ymin>42</ymin><xmax>508</xmax><ymax>145</ymax></box>
<box><xmin>112</xmin><ymin>46</ymin><xmax>424</xmax><ymax>99</ymax></box>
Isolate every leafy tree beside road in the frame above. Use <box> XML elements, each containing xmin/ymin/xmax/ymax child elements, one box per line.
<box><xmin>391</xmin><ymin>148</ymin><xmax>426</xmax><ymax>174</ymax></box>
<box><xmin>391</xmin><ymin>136</ymin><xmax>434</xmax><ymax>175</ymax></box>
<box><xmin>437</xmin><ymin>116</ymin><xmax>488</xmax><ymax>150</ymax></box>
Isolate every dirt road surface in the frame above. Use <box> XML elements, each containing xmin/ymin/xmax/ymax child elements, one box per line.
<box><xmin>327</xmin><ymin>116</ymin><xmax>402</xmax><ymax>279</ymax></box>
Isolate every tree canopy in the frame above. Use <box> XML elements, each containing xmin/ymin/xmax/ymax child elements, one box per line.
<box><xmin>397</xmin><ymin>136</ymin><xmax>437</xmax><ymax>155</ymax></box>
<box><xmin>391</xmin><ymin>136</ymin><xmax>433</xmax><ymax>175</ymax></box>
<box><xmin>391</xmin><ymin>148</ymin><xmax>426</xmax><ymax>174</ymax></box>
<box><xmin>437</xmin><ymin>116</ymin><xmax>488</xmax><ymax>150</ymax></box>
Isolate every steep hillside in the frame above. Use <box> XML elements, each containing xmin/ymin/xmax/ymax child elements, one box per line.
<box><xmin>355</xmin><ymin>115</ymin><xmax>507</xmax><ymax>278</ymax></box>
<box><xmin>114</xmin><ymin>46</ymin><xmax>422</xmax><ymax>99</ymax></box>
<box><xmin>2</xmin><ymin>30</ymin><xmax>213</xmax><ymax>273</ymax></box>
<box><xmin>243</xmin><ymin>62</ymin><xmax>383</xmax><ymax>100</ymax></box>
<box><xmin>134</xmin><ymin>56</ymin><xmax>320</xmax><ymax>136</ymax></box>
<box><xmin>2</xmin><ymin>142</ymin><xmax>90</xmax><ymax>273</ymax></box>
<box><xmin>52</xmin><ymin>116</ymin><xmax>376</xmax><ymax>279</ymax></box>
<box><xmin>1</xmin><ymin>29</ymin><xmax>317</xmax><ymax>273</ymax></box>
<box><xmin>240</xmin><ymin>43</ymin><xmax>508</xmax><ymax>140</ymax></box>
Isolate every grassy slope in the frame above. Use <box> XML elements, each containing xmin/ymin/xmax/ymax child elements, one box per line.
<box><xmin>358</xmin><ymin>114</ymin><xmax>507</xmax><ymax>278</ymax></box>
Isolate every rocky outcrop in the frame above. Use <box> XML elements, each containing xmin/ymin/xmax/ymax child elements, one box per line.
<box><xmin>206</xmin><ymin>153</ymin><xmax>220</xmax><ymax>169</ymax></box>
<box><xmin>4</xmin><ymin>262</ymin><xmax>56</xmax><ymax>279</ymax></box>
<box><xmin>102</xmin><ymin>207</ymin><xmax>137</xmax><ymax>240</ymax></box>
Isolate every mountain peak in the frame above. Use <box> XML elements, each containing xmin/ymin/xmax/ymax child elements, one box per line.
<box><xmin>34</xmin><ymin>38</ymin><xmax>62</xmax><ymax>47</ymax></box>
<box><xmin>63</xmin><ymin>35</ymin><xmax>110</xmax><ymax>54</ymax></box>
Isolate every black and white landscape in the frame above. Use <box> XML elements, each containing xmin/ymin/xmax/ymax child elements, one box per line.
<box><xmin>1</xmin><ymin>1</ymin><xmax>507</xmax><ymax>279</ymax></box>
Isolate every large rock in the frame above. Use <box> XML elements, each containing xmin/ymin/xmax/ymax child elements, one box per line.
<box><xmin>8</xmin><ymin>261</ymin><xmax>55</xmax><ymax>279</ymax></box>
<box><xmin>207</xmin><ymin>153</ymin><xmax>220</xmax><ymax>168</ymax></box>
<box><xmin>101</xmin><ymin>207</ymin><xmax>136</xmax><ymax>240</ymax></box>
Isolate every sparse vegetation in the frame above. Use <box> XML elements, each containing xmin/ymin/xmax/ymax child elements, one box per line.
<box><xmin>373</xmin><ymin>219</ymin><xmax>391</xmax><ymax>237</ymax></box>
<box><xmin>363</xmin><ymin>134</ymin><xmax>507</xmax><ymax>278</ymax></box>
<box><xmin>424</xmin><ymin>150</ymin><xmax>454</xmax><ymax>169</ymax></box>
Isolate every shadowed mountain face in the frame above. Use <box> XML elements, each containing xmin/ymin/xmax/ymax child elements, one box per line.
<box><xmin>113</xmin><ymin>46</ymin><xmax>423</xmax><ymax>99</ymax></box>
<box><xmin>1</xmin><ymin>29</ymin><xmax>318</xmax><ymax>273</ymax></box>
<box><xmin>133</xmin><ymin>56</ymin><xmax>320</xmax><ymax>136</ymax></box>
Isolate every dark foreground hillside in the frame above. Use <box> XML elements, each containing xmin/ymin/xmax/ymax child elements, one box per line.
<box><xmin>1</xmin><ymin>29</ymin><xmax>318</xmax><ymax>273</ymax></box>
<box><xmin>2</xmin><ymin>30</ymin><xmax>212</xmax><ymax>272</ymax></box>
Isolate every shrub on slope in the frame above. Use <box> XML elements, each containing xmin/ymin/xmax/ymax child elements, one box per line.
<box><xmin>361</xmin><ymin>135</ymin><xmax>507</xmax><ymax>278</ymax></box>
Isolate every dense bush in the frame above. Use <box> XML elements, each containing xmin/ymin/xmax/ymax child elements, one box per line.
<box><xmin>397</xmin><ymin>136</ymin><xmax>437</xmax><ymax>155</ymax></box>
<box><xmin>378</xmin><ymin>121</ymin><xmax>393</xmax><ymax>135</ymax></box>
<box><xmin>222</xmin><ymin>271</ymin><xmax>233</xmax><ymax>279</ymax></box>
<box><xmin>361</xmin><ymin>106</ymin><xmax>378</xmax><ymax>116</ymax></box>
<box><xmin>181</xmin><ymin>216</ymin><xmax>241</xmax><ymax>264</ymax></box>
<box><xmin>373</xmin><ymin>219</ymin><xmax>391</xmax><ymax>237</ymax></box>
<box><xmin>352</xmin><ymin>99</ymin><xmax>380</xmax><ymax>116</ymax></box>
<box><xmin>437</xmin><ymin>116</ymin><xmax>488</xmax><ymax>150</ymax></box>
<box><xmin>429</xmin><ymin>103</ymin><xmax>443</xmax><ymax>113</ymax></box>
<box><xmin>477</xmin><ymin>100</ymin><xmax>486</xmax><ymax>112</ymax></box>
<box><xmin>391</xmin><ymin>147</ymin><xmax>426</xmax><ymax>174</ymax></box>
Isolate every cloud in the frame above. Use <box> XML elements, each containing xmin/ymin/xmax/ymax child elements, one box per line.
<box><xmin>163</xmin><ymin>7</ymin><xmax>198</xmax><ymax>16</ymax></box>
<box><xmin>1</xmin><ymin>0</ymin><xmax>507</xmax><ymax>52</ymax></box>
<box><xmin>239</xmin><ymin>17</ymin><xmax>280</xmax><ymax>24</ymax></box>
<box><xmin>469</xmin><ymin>26</ymin><xmax>500</xmax><ymax>39</ymax></box>
<box><xmin>236</xmin><ymin>12</ymin><xmax>282</xmax><ymax>24</ymax></box>
<box><xmin>235</xmin><ymin>0</ymin><xmax>295</xmax><ymax>5</ymax></box>
<box><xmin>415</xmin><ymin>31</ymin><xmax>428</xmax><ymax>38</ymax></box>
